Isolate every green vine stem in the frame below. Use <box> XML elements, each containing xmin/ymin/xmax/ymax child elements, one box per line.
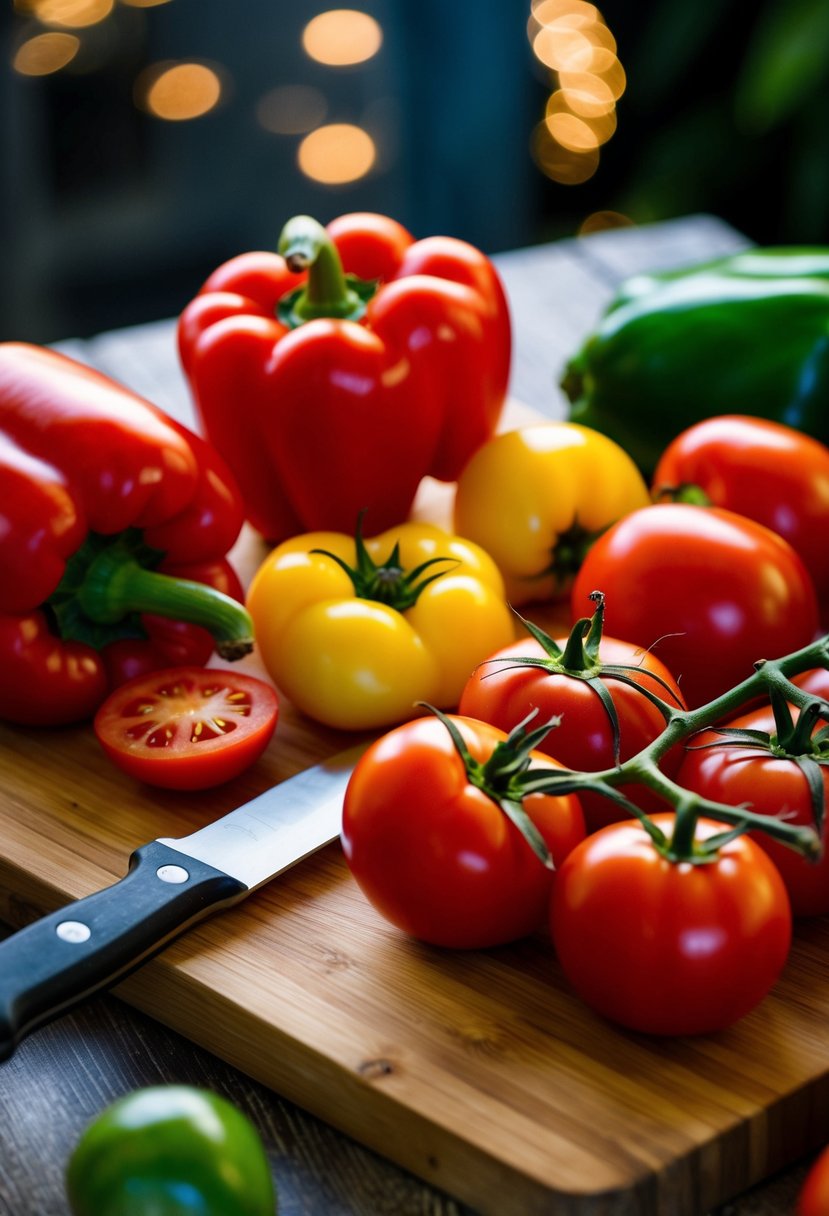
<box><xmin>509</xmin><ymin>633</ymin><xmax>829</xmax><ymax>864</ymax></box>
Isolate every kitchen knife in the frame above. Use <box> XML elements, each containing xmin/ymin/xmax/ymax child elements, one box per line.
<box><xmin>0</xmin><ymin>743</ymin><xmax>366</xmax><ymax>1060</ymax></box>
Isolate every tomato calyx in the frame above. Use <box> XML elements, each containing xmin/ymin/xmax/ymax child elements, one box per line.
<box><xmin>484</xmin><ymin>591</ymin><xmax>683</xmax><ymax>765</ymax></box>
<box><xmin>311</xmin><ymin>512</ymin><xmax>458</xmax><ymax>611</ymax></box>
<box><xmin>685</xmin><ymin>683</ymin><xmax>829</xmax><ymax>835</ymax></box>
<box><xmin>422</xmin><ymin>703</ymin><xmax>567</xmax><ymax>868</ymax></box>
<box><xmin>530</xmin><ymin>518</ymin><xmax>611</xmax><ymax>589</ymax></box>
<box><xmin>651</xmin><ymin>482</ymin><xmax>712</xmax><ymax>506</ymax></box>
<box><xmin>520</xmin><ymin>635</ymin><xmax>829</xmax><ymax>865</ymax></box>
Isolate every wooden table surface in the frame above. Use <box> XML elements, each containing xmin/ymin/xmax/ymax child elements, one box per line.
<box><xmin>0</xmin><ymin>214</ymin><xmax>817</xmax><ymax>1216</ymax></box>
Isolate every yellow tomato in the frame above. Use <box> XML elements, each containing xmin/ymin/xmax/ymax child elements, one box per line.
<box><xmin>453</xmin><ymin>422</ymin><xmax>650</xmax><ymax>604</ymax></box>
<box><xmin>246</xmin><ymin>522</ymin><xmax>514</xmax><ymax>730</ymax></box>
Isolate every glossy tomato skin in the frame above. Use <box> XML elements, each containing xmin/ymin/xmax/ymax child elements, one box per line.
<box><xmin>66</xmin><ymin>1086</ymin><xmax>275</xmax><ymax>1216</ymax></box>
<box><xmin>653</xmin><ymin>415</ymin><xmax>829</xmax><ymax>606</ymax></box>
<box><xmin>799</xmin><ymin>1145</ymin><xmax>829</xmax><ymax>1216</ymax></box>
<box><xmin>93</xmin><ymin>667</ymin><xmax>278</xmax><ymax>790</ymax></box>
<box><xmin>677</xmin><ymin>705</ymin><xmax>829</xmax><ymax>918</ymax></box>
<box><xmin>571</xmin><ymin>504</ymin><xmax>819</xmax><ymax>709</ymax></box>
<box><xmin>550</xmin><ymin>813</ymin><xmax>792</xmax><ymax>1035</ymax></box>
<box><xmin>341</xmin><ymin>715</ymin><xmax>586</xmax><ymax>948</ymax></box>
<box><xmin>458</xmin><ymin>632</ymin><xmax>685</xmax><ymax>833</ymax></box>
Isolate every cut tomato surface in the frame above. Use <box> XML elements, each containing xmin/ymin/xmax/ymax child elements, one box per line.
<box><xmin>93</xmin><ymin>666</ymin><xmax>278</xmax><ymax>790</ymax></box>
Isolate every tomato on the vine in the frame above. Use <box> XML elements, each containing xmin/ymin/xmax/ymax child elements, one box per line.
<box><xmin>93</xmin><ymin>666</ymin><xmax>278</xmax><ymax>790</ymax></box>
<box><xmin>571</xmin><ymin>503</ymin><xmax>819</xmax><ymax>708</ymax></box>
<box><xmin>550</xmin><ymin>813</ymin><xmax>792</xmax><ymax>1035</ymax></box>
<box><xmin>677</xmin><ymin>697</ymin><xmax>829</xmax><ymax>918</ymax></box>
<box><xmin>341</xmin><ymin>712</ymin><xmax>585</xmax><ymax>948</ymax></box>
<box><xmin>458</xmin><ymin>592</ymin><xmax>685</xmax><ymax>833</ymax></box>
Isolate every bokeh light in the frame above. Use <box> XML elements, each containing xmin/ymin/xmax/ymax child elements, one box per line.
<box><xmin>28</xmin><ymin>0</ymin><xmax>113</xmax><ymax>27</ymax></box>
<box><xmin>12</xmin><ymin>30</ymin><xmax>80</xmax><ymax>75</ymax></box>
<box><xmin>578</xmin><ymin>211</ymin><xmax>635</xmax><ymax>234</ymax></box>
<box><xmin>546</xmin><ymin>90</ymin><xmax>617</xmax><ymax>146</ymax></box>
<box><xmin>302</xmin><ymin>9</ymin><xmax>383</xmax><ymax>66</ymax></box>
<box><xmin>297</xmin><ymin>123</ymin><xmax>376</xmax><ymax>184</ymax></box>
<box><xmin>256</xmin><ymin>84</ymin><xmax>328</xmax><ymax>135</ymax></box>
<box><xmin>529</xmin><ymin>1</ymin><xmax>624</xmax><ymax>186</ymax></box>
<box><xmin>136</xmin><ymin>62</ymin><xmax>224</xmax><ymax>121</ymax></box>
<box><xmin>532</xmin><ymin>121</ymin><xmax>599</xmax><ymax>184</ymax></box>
<box><xmin>557</xmin><ymin>71</ymin><xmax>615</xmax><ymax>118</ymax></box>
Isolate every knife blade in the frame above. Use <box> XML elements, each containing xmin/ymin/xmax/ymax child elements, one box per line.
<box><xmin>0</xmin><ymin>743</ymin><xmax>366</xmax><ymax>1060</ymax></box>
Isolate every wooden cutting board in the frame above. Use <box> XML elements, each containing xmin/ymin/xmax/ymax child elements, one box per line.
<box><xmin>2</xmin><ymin>433</ymin><xmax>829</xmax><ymax>1216</ymax></box>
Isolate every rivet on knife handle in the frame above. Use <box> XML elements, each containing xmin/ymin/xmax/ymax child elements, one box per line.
<box><xmin>0</xmin><ymin>840</ymin><xmax>247</xmax><ymax>1061</ymax></box>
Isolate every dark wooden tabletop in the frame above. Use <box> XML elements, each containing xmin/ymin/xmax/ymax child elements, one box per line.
<box><xmin>0</xmin><ymin>214</ymin><xmax>816</xmax><ymax>1216</ymax></box>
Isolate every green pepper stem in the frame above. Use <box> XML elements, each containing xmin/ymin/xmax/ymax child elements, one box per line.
<box><xmin>277</xmin><ymin>215</ymin><xmax>367</xmax><ymax>324</ymax></box>
<box><xmin>78</xmin><ymin>553</ymin><xmax>254</xmax><ymax>661</ymax></box>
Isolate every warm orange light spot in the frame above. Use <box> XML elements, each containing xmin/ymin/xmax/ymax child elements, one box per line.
<box><xmin>557</xmin><ymin>71</ymin><xmax>615</xmax><ymax>117</ymax></box>
<box><xmin>531</xmin><ymin>122</ymin><xmax>598</xmax><ymax>184</ymax></box>
<box><xmin>578</xmin><ymin>211</ymin><xmax>635</xmax><ymax>235</ymax></box>
<box><xmin>139</xmin><ymin>62</ymin><xmax>223</xmax><ymax>121</ymax></box>
<box><xmin>13</xmin><ymin>30</ymin><xmax>79</xmax><ymax>74</ymax></box>
<box><xmin>298</xmin><ymin>123</ymin><xmax>376</xmax><ymax>184</ymax></box>
<box><xmin>576</xmin><ymin>17</ymin><xmax>617</xmax><ymax>54</ymax></box>
<box><xmin>31</xmin><ymin>0</ymin><xmax>112</xmax><ymax>26</ymax></box>
<box><xmin>302</xmin><ymin>9</ymin><xmax>383</xmax><ymax>66</ymax></box>
<box><xmin>546</xmin><ymin>91</ymin><xmax>616</xmax><ymax>146</ymax></box>
<box><xmin>532</xmin><ymin>24</ymin><xmax>594</xmax><ymax>72</ymax></box>
<box><xmin>561</xmin><ymin>52</ymin><xmax>626</xmax><ymax>101</ymax></box>
<box><xmin>577</xmin><ymin>46</ymin><xmax>625</xmax><ymax>89</ymax></box>
<box><xmin>545</xmin><ymin>109</ymin><xmax>599</xmax><ymax>152</ymax></box>
<box><xmin>256</xmin><ymin>84</ymin><xmax>328</xmax><ymax>135</ymax></box>
<box><xmin>531</xmin><ymin>0</ymin><xmax>598</xmax><ymax>24</ymax></box>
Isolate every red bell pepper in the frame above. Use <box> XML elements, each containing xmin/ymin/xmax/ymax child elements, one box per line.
<box><xmin>177</xmin><ymin>212</ymin><xmax>511</xmax><ymax>542</ymax></box>
<box><xmin>0</xmin><ymin>343</ymin><xmax>254</xmax><ymax>726</ymax></box>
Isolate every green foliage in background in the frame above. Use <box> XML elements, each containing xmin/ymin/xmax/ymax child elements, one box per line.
<box><xmin>610</xmin><ymin>0</ymin><xmax>829</xmax><ymax>241</ymax></box>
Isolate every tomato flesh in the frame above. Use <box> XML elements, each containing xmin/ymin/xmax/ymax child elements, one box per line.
<box><xmin>93</xmin><ymin>666</ymin><xmax>278</xmax><ymax>790</ymax></box>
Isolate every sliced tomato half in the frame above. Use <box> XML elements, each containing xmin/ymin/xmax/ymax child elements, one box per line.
<box><xmin>93</xmin><ymin>666</ymin><xmax>279</xmax><ymax>790</ymax></box>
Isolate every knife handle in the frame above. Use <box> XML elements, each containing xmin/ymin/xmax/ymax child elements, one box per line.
<box><xmin>0</xmin><ymin>839</ymin><xmax>247</xmax><ymax>1060</ymax></box>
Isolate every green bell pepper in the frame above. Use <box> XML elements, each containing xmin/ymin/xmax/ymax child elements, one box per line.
<box><xmin>66</xmin><ymin>1086</ymin><xmax>276</xmax><ymax>1216</ymax></box>
<box><xmin>562</xmin><ymin>246</ymin><xmax>829</xmax><ymax>475</ymax></box>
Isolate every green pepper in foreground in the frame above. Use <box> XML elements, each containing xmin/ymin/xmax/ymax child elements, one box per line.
<box><xmin>66</xmin><ymin>1085</ymin><xmax>276</xmax><ymax>1216</ymax></box>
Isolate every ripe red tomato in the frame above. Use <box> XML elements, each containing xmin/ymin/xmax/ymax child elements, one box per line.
<box><xmin>676</xmin><ymin>703</ymin><xmax>829</xmax><ymax>918</ymax></box>
<box><xmin>653</xmin><ymin>415</ymin><xmax>829</xmax><ymax>606</ymax></box>
<box><xmin>571</xmin><ymin>504</ymin><xmax>819</xmax><ymax>708</ymax></box>
<box><xmin>341</xmin><ymin>714</ymin><xmax>586</xmax><ymax>948</ymax></box>
<box><xmin>799</xmin><ymin>1144</ymin><xmax>829</xmax><ymax>1216</ymax></box>
<box><xmin>94</xmin><ymin>667</ymin><xmax>278</xmax><ymax>790</ymax></box>
<box><xmin>550</xmin><ymin>813</ymin><xmax>792</xmax><ymax>1035</ymax></box>
<box><xmin>458</xmin><ymin>620</ymin><xmax>685</xmax><ymax>834</ymax></box>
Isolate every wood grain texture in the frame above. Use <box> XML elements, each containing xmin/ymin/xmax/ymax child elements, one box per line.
<box><xmin>3</xmin><ymin>642</ymin><xmax>829</xmax><ymax>1216</ymax></box>
<box><xmin>4</xmin><ymin>216</ymin><xmax>818</xmax><ymax>1216</ymax></box>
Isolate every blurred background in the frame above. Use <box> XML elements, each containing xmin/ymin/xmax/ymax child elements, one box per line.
<box><xmin>2</xmin><ymin>0</ymin><xmax>828</xmax><ymax>344</ymax></box>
